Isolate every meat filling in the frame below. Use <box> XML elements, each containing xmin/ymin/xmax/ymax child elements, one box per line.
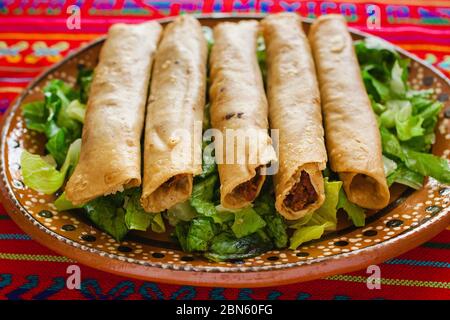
<box><xmin>161</xmin><ymin>175</ymin><xmax>188</xmax><ymax>192</ymax></box>
<box><xmin>283</xmin><ymin>171</ymin><xmax>318</xmax><ymax>211</ymax></box>
<box><xmin>232</xmin><ymin>173</ymin><xmax>261</xmax><ymax>202</ymax></box>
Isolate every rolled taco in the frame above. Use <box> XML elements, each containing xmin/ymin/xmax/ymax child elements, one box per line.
<box><xmin>209</xmin><ymin>21</ymin><xmax>277</xmax><ymax>209</ymax></box>
<box><xmin>141</xmin><ymin>15</ymin><xmax>207</xmax><ymax>212</ymax></box>
<box><xmin>261</xmin><ymin>13</ymin><xmax>327</xmax><ymax>220</ymax></box>
<box><xmin>309</xmin><ymin>14</ymin><xmax>390</xmax><ymax>209</ymax></box>
<box><xmin>66</xmin><ymin>21</ymin><xmax>162</xmax><ymax>205</ymax></box>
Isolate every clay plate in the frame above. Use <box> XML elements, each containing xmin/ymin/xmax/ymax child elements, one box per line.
<box><xmin>1</xmin><ymin>14</ymin><xmax>449</xmax><ymax>288</ymax></box>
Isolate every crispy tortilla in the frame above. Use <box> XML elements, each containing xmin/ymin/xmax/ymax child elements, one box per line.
<box><xmin>141</xmin><ymin>15</ymin><xmax>207</xmax><ymax>212</ymax></box>
<box><xmin>209</xmin><ymin>20</ymin><xmax>277</xmax><ymax>209</ymax></box>
<box><xmin>65</xmin><ymin>21</ymin><xmax>162</xmax><ymax>205</ymax></box>
<box><xmin>262</xmin><ymin>13</ymin><xmax>327</xmax><ymax>220</ymax></box>
<box><xmin>309</xmin><ymin>14</ymin><xmax>390</xmax><ymax>209</ymax></box>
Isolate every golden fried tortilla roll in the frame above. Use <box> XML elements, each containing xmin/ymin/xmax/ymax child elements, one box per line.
<box><xmin>261</xmin><ymin>13</ymin><xmax>327</xmax><ymax>220</ymax></box>
<box><xmin>66</xmin><ymin>21</ymin><xmax>162</xmax><ymax>205</ymax></box>
<box><xmin>210</xmin><ymin>21</ymin><xmax>277</xmax><ymax>209</ymax></box>
<box><xmin>309</xmin><ymin>14</ymin><xmax>390</xmax><ymax>209</ymax></box>
<box><xmin>141</xmin><ymin>15</ymin><xmax>207</xmax><ymax>212</ymax></box>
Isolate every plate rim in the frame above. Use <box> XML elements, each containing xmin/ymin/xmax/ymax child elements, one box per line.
<box><xmin>1</xmin><ymin>13</ymin><xmax>449</xmax><ymax>288</ymax></box>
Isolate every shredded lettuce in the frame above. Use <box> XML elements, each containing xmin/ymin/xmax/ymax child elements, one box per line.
<box><xmin>22</xmin><ymin>101</ymin><xmax>47</xmax><ymax>133</ymax></box>
<box><xmin>253</xmin><ymin>190</ymin><xmax>288</xmax><ymax>249</ymax></box>
<box><xmin>66</xmin><ymin>100</ymin><xmax>86</xmax><ymax>123</ymax></box>
<box><xmin>150</xmin><ymin>213</ymin><xmax>166</xmax><ymax>233</ymax></box>
<box><xmin>21</xmin><ymin>138</ymin><xmax>81</xmax><ymax>194</ymax></box>
<box><xmin>189</xmin><ymin>174</ymin><xmax>218</xmax><ymax>219</ymax></box>
<box><xmin>83</xmin><ymin>188</ymin><xmax>158</xmax><ymax>241</ymax></box>
<box><xmin>21</xmin><ymin>151</ymin><xmax>65</xmax><ymax>194</ymax></box>
<box><xmin>186</xmin><ymin>217</ymin><xmax>217</xmax><ymax>252</ymax></box>
<box><xmin>383</xmin><ymin>155</ymin><xmax>398</xmax><ymax>176</ymax></box>
<box><xmin>76</xmin><ymin>65</ymin><xmax>93</xmax><ymax>104</ymax></box>
<box><xmin>381</xmin><ymin>127</ymin><xmax>450</xmax><ymax>184</ymax></box>
<box><xmin>337</xmin><ymin>188</ymin><xmax>366</xmax><ymax>227</ymax></box>
<box><xmin>124</xmin><ymin>189</ymin><xmax>153</xmax><ymax>232</ymax></box>
<box><xmin>165</xmin><ymin>200</ymin><xmax>198</xmax><ymax>226</ymax></box>
<box><xmin>54</xmin><ymin>192</ymin><xmax>82</xmax><ymax>211</ymax></box>
<box><xmin>387</xmin><ymin>164</ymin><xmax>424</xmax><ymax>189</ymax></box>
<box><xmin>21</xmin><ymin>73</ymin><xmax>90</xmax><ymax>168</ymax></box>
<box><xmin>204</xmin><ymin>231</ymin><xmax>273</xmax><ymax>262</ymax></box>
<box><xmin>289</xmin><ymin>179</ymin><xmax>365</xmax><ymax>249</ymax></box>
<box><xmin>288</xmin><ymin>180</ymin><xmax>340</xmax><ymax>249</ymax></box>
<box><xmin>174</xmin><ymin>177</ymin><xmax>286</xmax><ymax>258</ymax></box>
<box><xmin>289</xmin><ymin>224</ymin><xmax>327</xmax><ymax>250</ymax></box>
<box><xmin>231</xmin><ymin>207</ymin><xmax>266</xmax><ymax>239</ymax></box>
<box><xmin>309</xmin><ymin>180</ymin><xmax>342</xmax><ymax>230</ymax></box>
<box><xmin>356</xmin><ymin>37</ymin><xmax>449</xmax><ymax>187</ymax></box>
<box><xmin>84</xmin><ymin>196</ymin><xmax>129</xmax><ymax>242</ymax></box>
<box><xmin>19</xmin><ymin>68</ymin><xmax>164</xmax><ymax>242</ymax></box>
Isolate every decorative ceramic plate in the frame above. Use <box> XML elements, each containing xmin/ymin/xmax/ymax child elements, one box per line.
<box><xmin>1</xmin><ymin>14</ymin><xmax>450</xmax><ymax>288</ymax></box>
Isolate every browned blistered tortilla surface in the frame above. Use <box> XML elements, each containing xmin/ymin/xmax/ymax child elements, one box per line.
<box><xmin>309</xmin><ymin>14</ymin><xmax>390</xmax><ymax>209</ymax></box>
<box><xmin>262</xmin><ymin>13</ymin><xmax>327</xmax><ymax>220</ymax></box>
<box><xmin>66</xmin><ymin>21</ymin><xmax>162</xmax><ymax>205</ymax></box>
<box><xmin>141</xmin><ymin>15</ymin><xmax>207</xmax><ymax>213</ymax></box>
<box><xmin>209</xmin><ymin>20</ymin><xmax>277</xmax><ymax>209</ymax></box>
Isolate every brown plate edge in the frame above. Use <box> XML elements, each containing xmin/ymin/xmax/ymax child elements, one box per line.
<box><xmin>0</xmin><ymin>13</ymin><xmax>449</xmax><ymax>288</ymax></box>
<box><xmin>1</xmin><ymin>187</ymin><xmax>449</xmax><ymax>288</ymax></box>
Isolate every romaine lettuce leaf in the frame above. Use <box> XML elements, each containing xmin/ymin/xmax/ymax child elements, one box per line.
<box><xmin>22</xmin><ymin>101</ymin><xmax>47</xmax><ymax>133</ymax></box>
<box><xmin>60</xmin><ymin>138</ymin><xmax>81</xmax><ymax>177</ymax></box>
<box><xmin>22</xmin><ymin>73</ymin><xmax>91</xmax><ymax>170</ymax></box>
<box><xmin>288</xmin><ymin>179</ymin><xmax>365</xmax><ymax>249</ymax></box>
<box><xmin>124</xmin><ymin>189</ymin><xmax>153</xmax><ymax>231</ymax></box>
<box><xmin>308</xmin><ymin>180</ymin><xmax>342</xmax><ymax>230</ymax></box>
<box><xmin>186</xmin><ymin>217</ymin><xmax>217</xmax><ymax>252</ymax></box>
<box><xmin>337</xmin><ymin>188</ymin><xmax>366</xmax><ymax>227</ymax></box>
<box><xmin>76</xmin><ymin>65</ymin><xmax>93</xmax><ymax>104</ymax></box>
<box><xmin>66</xmin><ymin>100</ymin><xmax>86</xmax><ymax>124</ymax></box>
<box><xmin>21</xmin><ymin>139</ymin><xmax>81</xmax><ymax>194</ymax></box>
<box><xmin>383</xmin><ymin>155</ymin><xmax>398</xmax><ymax>176</ymax></box>
<box><xmin>165</xmin><ymin>200</ymin><xmax>198</xmax><ymax>226</ymax></box>
<box><xmin>84</xmin><ymin>196</ymin><xmax>129</xmax><ymax>241</ymax></box>
<box><xmin>264</xmin><ymin>214</ymin><xmax>288</xmax><ymax>249</ymax></box>
<box><xmin>356</xmin><ymin>38</ymin><xmax>449</xmax><ymax>189</ymax></box>
<box><xmin>45</xmin><ymin>128</ymin><xmax>69</xmax><ymax>166</ymax></box>
<box><xmin>21</xmin><ymin>150</ymin><xmax>65</xmax><ymax>194</ymax></box>
<box><xmin>205</xmin><ymin>231</ymin><xmax>273</xmax><ymax>262</ymax></box>
<box><xmin>81</xmin><ymin>187</ymin><xmax>159</xmax><ymax>241</ymax></box>
<box><xmin>394</xmin><ymin>100</ymin><xmax>424</xmax><ymax>141</ymax></box>
<box><xmin>213</xmin><ymin>205</ymin><xmax>237</xmax><ymax>224</ymax></box>
<box><xmin>288</xmin><ymin>179</ymin><xmax>341</xmax><ymax>249</ymax></box>
<box><xmin>402</xmin><ymin>148</ymin><xmax>450</xmax><ymax>184</ymax></box>
<box><xmin>389</xmin><ymin>60</ymin><xmax>406</xmax><ymax>97</ymax></box>
<box><xmin>245</xmin><ymin>183</ymin><xmax>288</xmax><ymax>248</ymax></box>
<box><xmin>150</xmin><ymin>213</ymin><xmax>166</xmax><ymax>233</ymax></box>
<box><xmin>189</xmin><ymin>174</ymin><xmax>218</xmax><ymax>218</ymax></box>
<box><xmin>386</xmin><ymin>165</ymin><xmax>424</xmax><ymax>189</ymax></box>
<box><xmin>54</xmin><ymin>192</ymin><xmax>82</xmax><ymax>211</ymax></box>
<box><xmin>381</xmin><ymin>127</ymin><xmax>450</xmax><ymax>184</ymax></box>
<box><xmin>289</xmin><ymin>224</ymin><xmax>327</xmax><ymax>250</ymax></box>
<box><xmin>175</xmin><ymin>222</ymin><xmax>190</xmax><ymax>252</ymax></box>
<box><xmin>199</xmin><ymin>133</ymin><xmax>216</xmax><ymax>179</ymax></box>
<box><xmin>231</xmin><ymin>206</ymin><xmax>266</xmax><ymax>238</ymax></box>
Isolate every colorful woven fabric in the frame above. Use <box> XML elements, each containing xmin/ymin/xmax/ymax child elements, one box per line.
<box><xmin>0</xmin><ymin>0</ymin><xmax>449</xmax><ymax>300</ymax></box>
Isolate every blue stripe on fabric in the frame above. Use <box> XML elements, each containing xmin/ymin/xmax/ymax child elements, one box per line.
<box><xmin>385</xmin><ymin>258</ymin><xmax>450</xmax><ymax>268</ymax></box>
<box><xmin>0</xmin><ymin>234</ymin><xmax>32</xmax><ymax>240</ymax></box>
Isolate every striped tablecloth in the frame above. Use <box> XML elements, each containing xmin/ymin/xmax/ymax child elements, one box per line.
<box><xmin>0</xmin><ymin>0</ymin><xmax>449</xmax><ymax>300</ymax></box>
